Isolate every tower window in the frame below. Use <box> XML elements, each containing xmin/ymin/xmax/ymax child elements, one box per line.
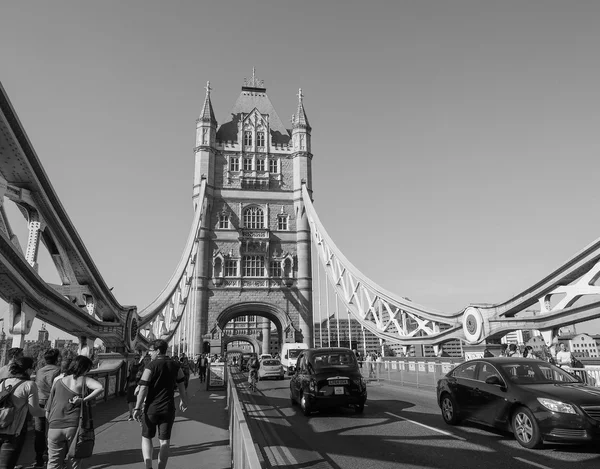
<box><xmin>225</xmin><ymin>259</ymin><xmax>238</xmax><ymax>277</ymax></box>
<box><xmin>256</xmin><ymin>159</ymin><xmax>265</xmax><ymax>172</ymax></box>
<box><xmin>243</xmin><ymin>158</ymin><xmax>253</xmax><ymax>171</ymax></box>
<box><xmin>243</xmin><ymin>255</ymin><xmax>265</xmax><ymax>277</ymax></box>
<box><xmin>257</xmin><ymin>131</ymin><xmax>265</xmax><ymax>147</ymax></box>
<box><xmin>277</xmin><ymin>215</ymin><xmax>288</xmax><ymax>231</ymax></box>
<box><xmin>270</xmin><ymin>261</ymin><xmax>282</xmax><ymax>278</ymax></box>
<box><xmin>244</xmin><ymin>131</ymin><xmax>253</xmax><ymax>146</ymax></box>
<box><xmin>229</xmin><ymin>157</ymin><xmax>240</xmax><ymax>172</ymax></box>
<box><xmin>243</xmin><ymin>206</ymin><xmax>264</xmax><ymax>229</ymax></box>
<box><xmin>269</xmin><ymin>158</ymin><xmax>278</xmax><ymax>173</ymax></box>
<box><xmin>218</xmin><ymin>213</ymin><xmax>230</xmax><ymax>229</ymax></box>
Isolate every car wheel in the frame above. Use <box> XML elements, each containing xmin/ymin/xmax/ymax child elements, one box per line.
<box><xmin>354</xmin><ymin>403</ymin><xmax>365</xmax><ymax>414</ymax></box>
<box><xmin>300</xmin><ymin>392</ymin><xmax>312</xmax><ymax>416</ymax></box>
<box><xmin>440</xmin><ymin>393</ymin><xmax>461</xmax><ymax>425</ymax></box>
<box><xmin>512</xmin><ymin>406</ymin><xmax>542</xmax><ymax>449</ymax></box>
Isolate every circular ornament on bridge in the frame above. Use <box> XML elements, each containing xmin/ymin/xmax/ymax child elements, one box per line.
<box><xmin>462</xmin><ymin>306</ymin><xmax>484</xmax><ymax>343</ymax></box>
<box><xmin>126</xmin><ymin>310</ymin><xmax>140</xmax><ymax>352</ymax></box>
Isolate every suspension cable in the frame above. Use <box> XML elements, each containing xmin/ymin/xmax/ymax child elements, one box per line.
<box><xmin>325</xmin><ymin>270</ymin><xmax>331</xmax><ymax>347</ymax></box>
<box><xmin>335</xmin><ymin>286</ymin><xmax>340</xmax><ymax>347</ymax></box>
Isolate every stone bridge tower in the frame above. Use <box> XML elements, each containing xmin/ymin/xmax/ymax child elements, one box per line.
<box><xmin>192</xmin><ymin>71</ymin><xmax>313</xmax><ymax>355</ymax></box>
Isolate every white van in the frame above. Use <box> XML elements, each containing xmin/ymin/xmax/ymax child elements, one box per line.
<box><xmin>280</xmin><ymin>343</ymin><xmax>309</xmax><ymax>375</ymax></box>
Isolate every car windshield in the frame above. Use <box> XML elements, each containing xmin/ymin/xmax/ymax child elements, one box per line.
<box><xmin>311</xmin><ymin>351</ymin><xmax>358</xmax><ymax>371</ymax></box>
<box><xmin>263</xmin><ymin>360</ymin><xmax>280</xmax><ymax>366</ymax></box>
<box><xmin>288</xmin><ymin>349</ymin><xmax>303</xmax><ymax>359</ymax></box>
<box><xmin>500</xmin><ymin>362</ymin><xmax>580</xmax><ymax>385</ymax></box>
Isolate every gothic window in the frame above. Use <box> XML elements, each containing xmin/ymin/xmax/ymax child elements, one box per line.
<box><xmin>277</xmin><ymin>215</ymin><xmax>288</xmax><ymax>231</ymax></box>
<box><xmin>243</xmin><ymin>157</ymin><xmax>253</xmax><ymax>171</ymax></box>
<box><xmin>256</xmin><ymin>158</ymin><xmax>265</xmax><ymax>172</ymax></box>
<box><xmin>243</xmin><ymin>206</ymin><xmax>264</xmax><ymax>229</ymax></box>
<box><xmin>256</xmin><ymin>131</ymin><xmax>265</xmax><ymax>147</ymax></box>
<box><xmin>229</xmin><ymin>157</ymin><xmax>240</xmax><ymax>172</ymax></box>
<box><xmin>244</xmin><ymin>131</ymin><xmax>253</xmax><ymax>146</ymax></box>
<box><xmin>269</xmin><ymin>158</ymin><xmax>278</xmax><ymax>173</ymax></box>
<box><xmin>243</xmin><ymin>255</ymin><xmax>265</xmax><ymax>277</ymax></box>
<box><xmin>225</xmin><ymin>259</ymin><xmax>238</xmax><ymax>277</ymax></box>
<box><xmin>218</xmin><ymin>213</ymin><xmax>230</xmax><ymax>229</ymax></box>
<box><xmin>270</xmin><ymin>260</ymin><xmax>282</xmax><ymax>278</ymax></box>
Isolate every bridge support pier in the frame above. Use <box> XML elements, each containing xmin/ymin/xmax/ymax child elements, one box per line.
<box><xmin>261</xmin><ymin>318</ymin><xmax>270</xmax><ymax>354</ymax></box>
<box><xmin>8</xmin><ymin>300</ymin><xmax>36</xmax><ymax>348</ymax></box>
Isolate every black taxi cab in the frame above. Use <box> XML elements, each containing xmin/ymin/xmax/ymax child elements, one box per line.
<box><xmin>290</xmin><ymin>347</ymin><xmax>367</xmax><ymax>416</ymax></box>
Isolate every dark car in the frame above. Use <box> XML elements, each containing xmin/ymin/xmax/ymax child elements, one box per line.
<box><xmin>290</xmin><ymin>347</ymin><xmax>367</xmax><ymax>416</ymax></box>
<box><xmin>436</xmin><ymin>357</ymin><xmax>600</xmax><ymax>448</ymax></box>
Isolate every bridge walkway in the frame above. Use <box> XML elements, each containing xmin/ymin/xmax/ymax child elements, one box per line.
<box><xmin>16</xmin><ymin>376</ymin><xmax>231</xmax><ymax>469</ymax></box>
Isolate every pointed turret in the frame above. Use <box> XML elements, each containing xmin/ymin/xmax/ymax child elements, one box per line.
<box><xmin>292</xmin><ymin>88</ymin><xmax>311</xmax><ymax>131</ymax></box>
<box><xmin>194</xmin><ymin>81</ymin><xmax>218</xmax><ymax>202</ymax></box>
<box><xmin>292</xmin><ymin>88</ymin><xmax>311</xmax><ymax>154</ymax></box>
<box><xmin>198</xmin><ymin>81</ymin><xmax>217</xmax><ymax>125</ymax></box>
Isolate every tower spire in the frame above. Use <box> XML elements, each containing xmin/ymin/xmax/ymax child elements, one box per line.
<box><xmin>293</xmin><ymin>87</ymin><xmax>310</xmax><ymax>130</ymax></box>
<box><xmin>198</xmin><ymin>80</ymin><xmax>216</xmax><ymax>124</ymax></box>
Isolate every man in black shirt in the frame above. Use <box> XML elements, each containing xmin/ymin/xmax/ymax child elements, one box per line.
<box><xmin>133</xmin><ymin>340</ymin><xmax>189</xmax><ymax>469</ymax></box>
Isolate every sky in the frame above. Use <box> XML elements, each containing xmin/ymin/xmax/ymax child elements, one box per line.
<box><xmin>1</xmin><ymin>0</ymin><xmax>600</xmax><ymax>344</ymax></box>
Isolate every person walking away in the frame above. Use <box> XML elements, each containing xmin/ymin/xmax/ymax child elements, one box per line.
<box><xmin>247</xmin><ymin>356</ymin><xmax>260</xmax><ymax>391</ymax></box>
<box><xmin>126</xmin><ymin>353</ymin><xmax>143</xmax><ymax>421</ymax></box>
<box><xmin>179</xmin><ymin>354</ymin><xmax>190</xmax><ymax>389</ymax></box>
<box><xmin>133</xmin><ymin>340</ymin><xmax>189</xmax><ymax>469</ymax></box>
<box><xmin>45</xmin><ymin>355</ymin><xmax>104</xmax><ymax>469</ymax></box>
<box><xmin>197</xmin><ymin>355</ymin><xmax>207</xmax><ymax>383</ymax></box>
<box><xmin>0</xmin><ymin>356</ymin><xmax>45</xmax><ymax>469</ymax></box>
<box><xmin>27</xmin><ymin>348</ymin><xmax>61</xmax><ymax>469</ymax></box>
<box><xmin>0</xmin><ymin>349</ymin><xmax>24</xmax><ymax>380</ymax></box>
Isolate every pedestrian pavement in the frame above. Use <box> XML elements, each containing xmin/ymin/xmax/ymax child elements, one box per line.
<box><xmin>17</xmin><ymin>375</ymin><xmax>231</xmax><ymax>469</ymax></box>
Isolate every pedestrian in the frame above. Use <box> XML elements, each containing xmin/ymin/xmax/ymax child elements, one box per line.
<box><xmin>247</xmin><ymin>355</ymin><xmax>260</xmax><ymax>391</ymax></box>
<box><xmin>46</xmin><ymin>355</ymin><xmax>104</xmax><ymax>469</ymax></box>
<box><xmin>197</xmin><ymin>354</ymin><xmax>207</xmax><ymax>383</ymax></box>
<box><xmin>133</xmin><ymin>339</ymin><xmax>189</xmax><ymax>469</ymax></box>
<box><xmin>0</xmin><ymin>356</ymin><xmax>45</xmax><ymax>469</ymax></box>
<box><xmin>126</xmin><ymin>353</ymin><xmax>143</xmax><ymax>421</ymax></box>
<box><xmin>179</xmin><ymin>354</ymin><xmax>190</xmax><ymax>389</ymax></box>
<box><xmin>555</xmin><ymin>343</ymin><xmax>573</xmax><ymax>370</ymax></box>
<box><xmin>507</xmin><ymin>343</ymin><xmax>521</xmax><ymax>357</ymax></box>
<box><xmin>27</xmin><ymin>348</ymin><xmax>61</xmax><ymax>469</ymax></box>
<box><xmin>0</xmin><ymin>348</ymin><xmax>24</xmax><ymax>380</ymax></box>
<box><xmin>523</xmin><ymin>345</ymin><xmax>535</xmax><ymax>359</ymax></box>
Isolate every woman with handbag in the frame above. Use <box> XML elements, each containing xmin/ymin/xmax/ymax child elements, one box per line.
<box><xmin>45</xmin><ymin>355</ymin><xmax>104</xmax><ymax>469</ymax></box>
<box><xmin>0</xmin><ymin>356</ymin><xmax>45</xmax><ymax>469</ymax></box>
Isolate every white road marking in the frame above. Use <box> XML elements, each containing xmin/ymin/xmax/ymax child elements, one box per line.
<box><xmin>385</xmin><ymin>411</ymin><xmax>466</xmax><ymax>440</ymax></box>
<box><xmin>513</xmin><ymin>457</ymin><xmax>555</xmax><ymax>469</ymax></box>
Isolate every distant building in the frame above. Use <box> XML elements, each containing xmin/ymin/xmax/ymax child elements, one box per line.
<box><xmin>565</xmin><ymin>333</ymin><xmax>600</xmax><ymax>358</ymax></box>
<box><xmin>314</xmin><ymin>315</ymin><xmax>380</xmax><ymax>355</ymax></box>
<box><xmin>38</xmin><ymin>324</ymin><xmax>50</xmax><ymax>346</ymax></box>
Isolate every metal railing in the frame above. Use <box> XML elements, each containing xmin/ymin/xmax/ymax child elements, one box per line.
<box><xmin>359</xmin><ymin>359</ymin><xmax>600</xmax><ymax>390</ymax></box>
<box><xmin>227</xmin><ymin>366</ymin><xmax>261</xmax><ymax>469</ymax></box>
<box><xmin>88</xmin><ymin>354</ymin><xmax>128</xmax><ymax>401</ymax></box>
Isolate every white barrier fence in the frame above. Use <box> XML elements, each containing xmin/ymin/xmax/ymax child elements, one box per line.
<box><xmin>359</xmin><ymin>360</ymin><xmax>600</xmax><ymax>390</ymax></box>
<box><xmin>227</xmin><ymin>367</ymin><xmax>262</xmax><ymax>469</ymax></box>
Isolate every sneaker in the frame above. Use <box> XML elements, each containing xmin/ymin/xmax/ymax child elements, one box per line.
<box><xmin>128</xmin><ymin>416</ymin><xmax>134</xmax><ymax>421</ymax></box>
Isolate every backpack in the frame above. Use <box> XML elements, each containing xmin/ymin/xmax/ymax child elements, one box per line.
<box><xmin>0</xmin><ymin>379</ymin><xmax>25</xmax><ymax>432</ymax></box>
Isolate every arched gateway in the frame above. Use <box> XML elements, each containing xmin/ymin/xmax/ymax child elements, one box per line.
<box><xmin>191</xmin><ymin>70</ymin><xmax>314</xmax><ymax>355</ymax></box>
